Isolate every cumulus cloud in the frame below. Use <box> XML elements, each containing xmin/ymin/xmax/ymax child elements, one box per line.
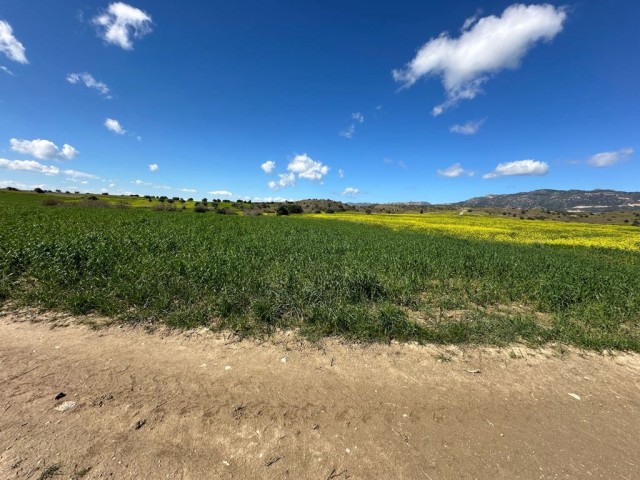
<box><xmin>209</xmin><ymin>190</ymin><xmax>233</xmax><ymax>196</ymax></box>
<box><xmin>148</xmin><ymin>163</ymin><xmax>159</xmax><ymax>172</ymax></box>
<box><xmin>93</xmin><ymin>2</ymin><xmax>153</xmax><ymax>50</ymax></box>
<box><xmin>437</xmin><ymin>163</ymin><xmax>474</xmax><ymax>177</ymax></box>
<box><xmin>261</xmin><ymin>160</ymin><xmax>276</xmax><ymax>174</ymax></box>
<box><xmin>268</xmin><ymin>172</ymin><xmax>296</xmax><ymax>190</ymax></box>
<box><xmin>342</xmin><ymin>187</ymin><xmax>361</xmax><ymax>197</ymax></box>
<box><xmin>393</xmin><ymin>4</ymin><xmax>567</xmax><ymax>115</ymax></box>
<box><xmin>483</xmin><ymin>159</ymin><xmax>549</xmax><ymax>179</ymax></box>
<box><xmin>587</xmin><ymin>148</ymin><xmax>633</xmax><ymax>167</ymax></box>
<box><xmin>287</xmin><ymin>154</ymin><xmax>329</xmax><ymax>181</ymax></box>
<box><xmin>450</xmin><ymin>119</ymin><xmax>485</xmax><ymax>135</ymax></box>
<box><xmin>67</xmin><ymin>72</ymin><xmax>110</xmax><ymax>97</ymax></box>
<box><xmin>0</xmin><ymin>20</ymin><xmax>28</xmax><ymax>64</ymax></box>
<box><xmin>105</xmin><ymin>118</ymin><xmax>125</xmax><ymax>134</ymax></box>
<box><xmin>10</xmin><ymin>138</ymin><xmax>79</xmax><ymax>160</ymax></box>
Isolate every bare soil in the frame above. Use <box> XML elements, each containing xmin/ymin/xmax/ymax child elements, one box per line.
<box><xmin>1</xmin><ymin>312</ymin><xmax>639</xmax><ymax>479</ymax></box>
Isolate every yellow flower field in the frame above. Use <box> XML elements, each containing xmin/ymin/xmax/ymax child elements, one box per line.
<box><xmin>308</xmin><ymin>212</ymin><xmax>640</xmax><ymax>251</ymax></box>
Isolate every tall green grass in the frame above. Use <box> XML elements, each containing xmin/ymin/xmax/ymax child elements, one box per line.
<box><xmin>1</xmin><ymin>202</ymin><xmax>639</xmax><ymax>350</ymax></box>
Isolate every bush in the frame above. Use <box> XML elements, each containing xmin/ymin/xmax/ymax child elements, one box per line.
<box><xmin>288</xmin><ymin>204</ymin><xmax>303</xmax><ymax>214</ymax></box>
<box><xmin>276</xmin><ymin>205</ymin><xmax>289</xmax><ymax>216</ymax></box>
<box><xmin>34</xmin><ymin>187</ymin><xmax>45</xmax><ymax>194</ymax></box>
<box><xmin>194</xmin><ymin>205</ymin><xmax>208</xmax><ymax>213</ymax></box>
<box><xmin>42</xmin><ymin>198</ymin><xmax>62</xmax><ymax>207</ymax></box>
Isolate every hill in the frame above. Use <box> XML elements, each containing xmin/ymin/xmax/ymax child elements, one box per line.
<box><xmin>459</xmin><ymin>189</ymin><xmax>640</xmax><ymax>212</ymax></box>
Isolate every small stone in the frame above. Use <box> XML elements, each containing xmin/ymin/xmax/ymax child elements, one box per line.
<box><xmin>568</xmin><ymin>393</ymin><xmax>581</xmax><ymax>401</ymax></box>
<box><xmin>224</xmin><ymin>365</ymin><xmax>232</xmax><ymax>371</ymax></box>
<box><xmin>54</xmin><ymin>401</ymin><xmax>76</xmax><ymax>412</ymax></box>
<box><xmin>281</xmin><ymin>357</ymin><xmax>287</xmax><ymax>363</ymax></box>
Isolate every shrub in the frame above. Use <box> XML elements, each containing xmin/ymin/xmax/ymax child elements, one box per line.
<box><xmin>194</xmin><ymin>205</ymin><xmax>208</xmax><ymax>213</ymax></box>
<box><xmin>42</xmin><ymin>198</ymin><xmax>62</xmax><ymax>207</ymax></box>
<box><xmin>276</xmin><ymin>205</ymin><xmax>289</xmax><ymax>216</ymax></box>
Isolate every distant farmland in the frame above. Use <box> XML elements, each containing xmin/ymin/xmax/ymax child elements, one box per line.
<box><xmin>1</xmin><ymin>191</ymin><xmax>639</xmax><ymax>351</ymax></box>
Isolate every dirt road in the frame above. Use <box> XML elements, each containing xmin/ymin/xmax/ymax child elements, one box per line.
<box><xmin>1</xmin><ymin>312</ymin><xmax>639</xmax><ymax>479</ymax></box>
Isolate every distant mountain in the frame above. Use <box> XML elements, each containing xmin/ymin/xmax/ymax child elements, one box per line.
<box><xmin>459</xmin><ymin>189</ymin><xmax>640</xmax><ymax>212</ymax></box>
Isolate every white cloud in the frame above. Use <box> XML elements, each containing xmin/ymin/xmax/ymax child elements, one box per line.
<box><xmin>437</xmin><ymin>163</ymin><xmax>474</xmax><ymax>178</ymax></box>
<box><xmin>180</xmin><ymin>188</ymin><xmax>197</xmax><ymax>193</ymax></box>
<box><xmin>64</xmin><ymin>169</ymin><xmax>99</xmax><ymax>180</ymax></box>
<box><xmin>261</xmin><ymin>160</ymin><xmax>276</xmax><ymax>174</ymax></box>
<box><xmin>287</xmin><ymin>154</ymin><xmax>329</xmax><ymax>180</ymax></box>
<box><xmin>450</xmin><ymin>119</ymin><xmax>485</xmax><ymax>135</ymax></box>
<box><xmin>67</xmin><ymin>72</ymin><xmax>110</xmax><ymax>97</ymax></box>
<box><xmin>339</xmin><ymin>124</ymin><xmax>356</xmax><ymax>139</ymax></box>
<box><xmin>352</xmin><ymin>112</ymin><xmax>364</xmax><ymax>123</ymax></box>
<box><xmin>587</xmin><ymin>148</ymin><xmax>633</xmax><ymax>167</ymax></box>
<box><xmin>0</xmin><ymin>180</ymin><xmax>46</xmax><ymax>190</ymax></box>
<box><xmin>1</xmin><ymin>65</ymin><xmax>13</xmax><ymax>75</ymax></box>
<box><xmin>93</xmin><ymin>2</ymin><xmax>153</xmax><ymax>50</ymax></box>
<box><xmin>209</xmin><ymin>190</ymin><xmax>233</xmax><ymax>197</ymax></box>
<box><xmin>10</xmin><ymin>138</ymin><xmax>79</xmax><ymax>160</ymax></box>
<box><xmin>338</xmin><ymin>168</ymin><xmax>345</xmax><ymax>178</ymax></box>
<box><xmin>132</xmin><ymin>179</ymin><xmax>150</xmax><ymax>186</ymax></box>
<box><xmin>0</xmin><ymin>158</ymin><xmax>59</xmax><ymax>175</ymax></box>
<box><xmin>393</xmin><ymin>4</ymin><xmax>567</xmax><ymax>115</ymax></box>
<box><xmin>0</xmin><ymin>159</ymin><xmax>97</xmax><ymax>181</ymax></box>
<box><xmin>0</xmin><ymin>20</ymin><xmax>28</xmax><ymax>64</ymax></box>
<box><xmin>105</xmin><ymin>118</ymin><xmax>125</xmax><ymax>134</ymax></box>
<box><xmin>483</xmin><ymin>159</ymin><xmax>549</xmax><ymax>179</ymax></box>
<box><xmin>342</xmin><ymin>187</ymin><xmax>361</xmax><ymax>197</ymax></box>
<box><xmin>253</xmin><ymin>196</ymin><xmax>291</xmax><ymax>202</ymax></box>
<box><xmin>148</xmin><ymin>163</ymin><xmax>159</xmax><ymax>172</ymax></box>
<box><xmin>268</xmin><ymin>172</ymin><xmax>296</xmax><ymax>190</ymax></box>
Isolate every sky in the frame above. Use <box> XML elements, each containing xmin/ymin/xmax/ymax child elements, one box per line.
<box><xmin>0</xmin><ymin>0</ymin><xmax>639</xmax><ymax>203</ymax></box>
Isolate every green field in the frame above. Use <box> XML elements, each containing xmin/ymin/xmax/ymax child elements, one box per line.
<box><xmin>1</xmin><ymin>190</ymin><xmax>639</xmax><ymax>350</ymax></box>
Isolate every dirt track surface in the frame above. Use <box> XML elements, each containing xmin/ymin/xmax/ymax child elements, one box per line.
<box><xmin>1</xmin><ymin>313</ymin><xmax>639</xmax><ymax>479</ymax></box>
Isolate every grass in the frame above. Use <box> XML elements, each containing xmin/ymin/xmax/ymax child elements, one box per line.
<box><xmin>1</xmin><ymin>194</ymin><xmax>639</xmax><ymax>351</ymax></box>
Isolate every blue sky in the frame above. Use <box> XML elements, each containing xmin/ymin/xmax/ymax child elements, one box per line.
<box><xmin>1</xmin><ymin>1</ymin><xmax>638</xmax><ymax>203</ymax></box>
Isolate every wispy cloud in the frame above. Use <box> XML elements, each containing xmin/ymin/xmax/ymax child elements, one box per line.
<box><xmin>383</xmin><ymin>157</ymin><xmax>407</xmax><ymax>169</ymax></box>
<box><xmin>340</xmin><ymin>112</ymin><xmax>365</xmax><ymax>139</ymax></box>
<box><xmin>587</xmin><ymin>148</ymin><xmax>633</xmax><ymax>167</ymax></box>
<box><xmin>148</xmin><ymin>163</ymin><xmax>159</xmax><ymax>172</ymax></box>
<box><xmin>339</xmin><ymin>124</ymin><xmax>355</xmax><ymax>139</ymax></box>
<box><xmin>0</xmin><ymin>65</ymin><xmax>13</xmax><ymax>75</ymax></box>
<box><xmin>10</xmin><ymin>138</ymin><xmax>79</xmax><ymax>161</ymax></box>
<box><xmin>0</xmin><ymin>20</ymin><xmax>28</xmax><ymax>64</ymax></box>
<box><xmin>261</xmin><ymin>160</ymin><xmax>275</xmax><ymax>174</ymax></box>
<box><xmin>180</xmin><ymin>188</ymin><xmax>197</xmax><ymax>193</ymax></box>
<box><xmin>393</xmin><ymin>4</ymin><xmax>567</xmax><ymax>115</ymax></box>
<box><xmin>437</xmin><ymin>163</ymin><xmax>474</xmax><ymax>178</ymax></box>
<box><xmin>0</xmin><ymin>158</ymin><xmax>98</xmax><ymax>179</ymax></box>
<box><xmin>105</xmin><ymin>118</ymin><xmax>125</xmax><ymax>134</ymax></box>
<box><xmin>450</xmin><ymin>119</ymin><xmax>485</xmax><ymax>135</ymax></box>
<box><xmin>338</xmin><ymin>168</ymin><xmax>345</xmax><ymax>178</ymax></box>
<box><xmin>93</xmin><ymin>2</ymin><xmax>153</xmax><ymax>50</ymax></box>
<box><xmin>67</xmin><ymin>72</ymin><xmax>111</xmax><ymax>97</ymax></box>
<box><xmin>483</xmin><ymin>159</ymin><xmax>549</xmax><ymax>179</ymax></box>
<box><xmin>209</xmin><ymin>190</ymin><xmax>233</xmax><ymax>197</ymax></box>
